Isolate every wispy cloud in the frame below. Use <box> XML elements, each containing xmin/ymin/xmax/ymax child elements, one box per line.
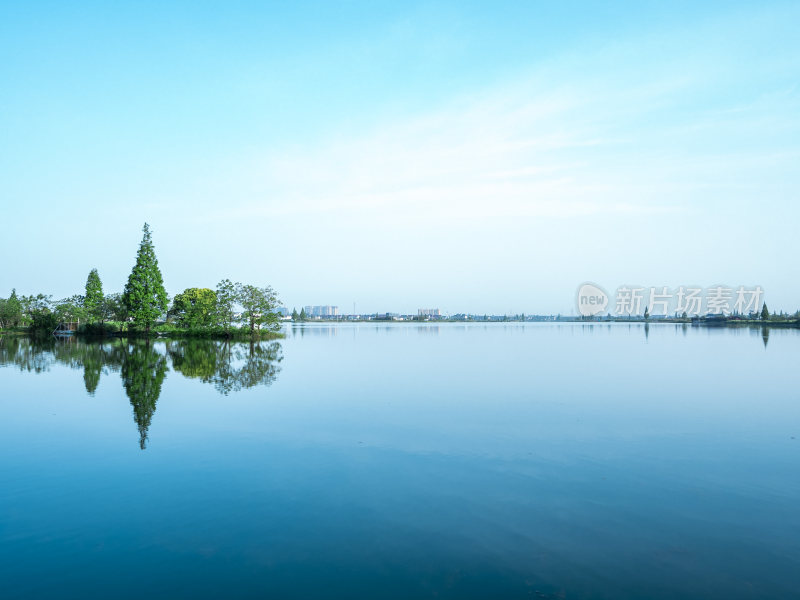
<box><xmin>198</xmin><ymin>7</ymin><xmax>799</xmax><ymax>225</ymax></box>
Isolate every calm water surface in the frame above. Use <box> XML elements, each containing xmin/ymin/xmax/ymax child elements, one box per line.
<box><xmin>0</xmin><ymin>323</ymin><xmax>798</xmax><ymax>599</ymax></box>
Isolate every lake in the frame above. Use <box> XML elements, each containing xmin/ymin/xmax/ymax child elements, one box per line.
<box><xmin>0</xmin><ymin>323</ymin><xmax>798</xmax><ymax>599</ymax></box>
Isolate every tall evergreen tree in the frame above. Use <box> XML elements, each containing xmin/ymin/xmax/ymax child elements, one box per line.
<box><xmin>84</xmin><ymin>269</ymin><xmax>104</xmax><ymax>322</ymax></box>
<box><xmin>761</xmin><ymin>303</ymin><xmax>770</xmax><ymax>321</ymax></box>
<box><xmin>123</xmin><ymin>223</ymin><xmax>168</xmax><ymax>333</ymax></box>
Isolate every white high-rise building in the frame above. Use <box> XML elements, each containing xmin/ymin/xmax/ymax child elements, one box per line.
<box><xmin>304</xmin><ymin>305</ymin><xmax>340</xmax><ymax>317</ymax></box>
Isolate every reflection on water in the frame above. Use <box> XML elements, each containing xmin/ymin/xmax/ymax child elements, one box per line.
<box><xmin>0</xmin><ymin>337</ymin><xmax>282</xmax><ymax>449</ymax></box>
<box><xmin>1</xmin><ymin>323</ymin><xmax>798</xmax><ymax>599</ymax></box>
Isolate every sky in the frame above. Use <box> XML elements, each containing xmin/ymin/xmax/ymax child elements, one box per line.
<box><xmin>1</xmin><ymin>1</ymin><xmax>798</xmax><ymax>314</ymax></box>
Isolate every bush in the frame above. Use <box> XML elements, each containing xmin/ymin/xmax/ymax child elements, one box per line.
<box><xmin>29</xmin><ymin>311</ymin><xmax>59</xmax><ymax>333</ymax></box>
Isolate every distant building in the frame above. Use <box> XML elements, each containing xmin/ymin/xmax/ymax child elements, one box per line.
<box><xmin>418</xmin><ymin>308</ymin><xmax>440</xmax><ymax>317</ymax></box>
<box><xmin>375</xmin><ymin>313</ymin><xmax>400</xmax><ymax>320</ymax></box>
<box><xmin>304</xmin><ymin>305</ymin><xmax>339</xmax><ymax>317</ymax></box>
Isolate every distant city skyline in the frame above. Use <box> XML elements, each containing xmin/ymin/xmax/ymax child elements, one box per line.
<box><xmin>1</xmin><ymin>2</ymin><xmax>798</xmax><ymax>314</ymax></box>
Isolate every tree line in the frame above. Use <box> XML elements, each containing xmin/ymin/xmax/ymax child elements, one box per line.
<box><xmin>0</xmin><ymin>223</ymin><xmax>282</xmax><ymax>337</ymax></box>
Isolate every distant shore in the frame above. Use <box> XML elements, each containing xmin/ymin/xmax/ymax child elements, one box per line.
<box><xmin>285</xmin><ymin>317</ymin><xmax>800</xmax><ymax>328</ymax></box>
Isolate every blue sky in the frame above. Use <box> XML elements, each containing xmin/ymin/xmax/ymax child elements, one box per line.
<box><xmin>1</xmin><ymin>1</ymin><xmax>798</xmax><ymax>314</ymax></box>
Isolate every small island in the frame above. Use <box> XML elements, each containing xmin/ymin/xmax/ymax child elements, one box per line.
<box><xmin>0</xmin><ymin>223</ymin><xmax>283</xmax><ymax>340</ymax></box>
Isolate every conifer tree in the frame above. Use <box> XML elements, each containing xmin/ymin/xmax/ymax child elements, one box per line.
<box><xmin>123</xmin><ymin>223</ymin><xmax>168</xmax><ymax>333</ymax></box>
<box><xmin>84</xmin><ymin>268</ymin><xmax>104</xmax><ymax>322</ymax></box>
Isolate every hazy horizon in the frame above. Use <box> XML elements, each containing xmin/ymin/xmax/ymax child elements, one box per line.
<box><xmin>2</xmin><ymin>2</ymin><xmax>798</xmax><ymax>314</ymax></box>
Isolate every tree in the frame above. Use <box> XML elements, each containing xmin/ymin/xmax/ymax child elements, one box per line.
<box><xmin>169</xmin><ymin>288</ymin><xmax>217</xmax><ymax>328</ymax></box>
<box><xmin>0</xmin><ymin>289</ymin><xmax>23</xmax><ymax>328</ymax></box>
<box><xmin>214</xmin><ymin>279</ymin><xmax>237</xmax><ymax>334</ymax></box>
<box><xmin>299</xmin><ymin>307</ymin><xmax>307</xmax><ymax>321</ymax></box>
<box><xmin>236</xmin><ymin>283</ymin><xmax>280</xmax><ymax>334</ymax></box>
<box><xmin>25</xmin><ymin>294</ymin><xmax>56</xmax><ymax>332</ymax></box>
<box><xmin>84</xmin><ymin>269</ymin><xmax>105</xmax><ymax>323</ymax></box>
<box><xmin>644</xmin><ymin>306</ymin><xmax>650</xmax><ymax>320</ymax></box>
<box><xmin>761</xmin><ymin>303</ymin><xmax>770</xmax><ymax>321</ymax></box>
<box><xmin>291</xmin><ymin>308</ymin><xmax>299</xmax><ymax>321</ymax></box>
<box><xmin>103</xmin><ymin>293</ymin><xmax>127</xmax><ymax>330</ymax></box>
<box><xmin>123</xmin><ymin>223</ymin><xmax>168</xmax><ymax>333</ymax></box>
<box><xmin>55</xmin><ymin>295</ymin><xmax>88</xmax><ymax>325</ymax></box>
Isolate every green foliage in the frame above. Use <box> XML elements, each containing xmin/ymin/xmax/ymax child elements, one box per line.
<box><xmin>123</xmin><ymin>223</ymin><xmax>168</xmax><ymax>332</ymax></box>
<box><xmin>30</xmin><ymin>310</ymin><xmax>59</xmax><ymax>333</ymax></box>
<box><xmin>761</xmin><ymin>303</ymin><xmax>770</xmax><ymax>320</ymax></box>
<box><xmin>84</xmin><ymin>269</ymin><xmax>104</xmax><ymax>322</ymax></box>
<box><xmin>299</xmin><ymin>307</ymin><xmax>307</xmax><ymax>321</ymax></box>
<box><xmin>22</xmin><ymin>293</ymin><xmax>56</xmax><ymax>332</ymax></box>
<box><xmin>170</xmin><ymin>288</ymin><xmax>217</xmax><ymax>328</ymax></box>
<box><xmin>236</xmin><ymin>283</ymin><xmax>280</xmax><ymax>333</ymax></box>
<box><xmin>55</xmin><ymin>295</ymin><xmax>88</xmax><ymax>324</ymax></box>
<box><xmin>103</xmin><ymin>293</ymin><xmax>127</xmax><ymax>329</ymax></box>
<box><xmin>4</xmin><ymin>225</ymin><xmax>291</xmax><ymax>339</ymax></box>
<box><xmin>22</xmin><ymin>293</ymin><xmax>53</xmax><ymax>316</ymax></box>
<box><xmin>215</xmin><ymin>279</ymin><xmax>237</xmax><ymax>333</ymax></box>
<box><xmin>291</xmin><ymin>307</ymin><xmax>299</xmax><ymax>321</ymax></box>
<box><xmin>0</xmin><ymin>289</ymin><xmax>23</xmax><ymax>328</ymax></box>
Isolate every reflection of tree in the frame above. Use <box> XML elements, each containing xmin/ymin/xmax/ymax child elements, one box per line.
<box><xmin>0</xmin><ymin>336</ymin><xmax>281</xmax><ymax>448</ymax></box>
<box><xmin>168</xmin><ymin>339</ymin><xmax>282</xmax><ymax>394</ymax></box>
<box><xmin>211</xmin><ymin>341</ymin><xmax>282</xmax><ymax>395</ymax></box>
<box><xmin>167</xmin><ymin>339</ymin><xmax>221</xmax><ymax>381</ymax></box>
<box><xmin>120</xmin><ymin>340</ymin><xmax>168</xmax><ymax>449</ymax></box>
<box><xmin>0</xmin><ymin>336</ymin><xmax>56</xmax><ymax>373</ymax></box>
<box><xmin>81</xmin><ymin>342</ymin><xmax>108</xmax><ymax>395</ymax></box>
